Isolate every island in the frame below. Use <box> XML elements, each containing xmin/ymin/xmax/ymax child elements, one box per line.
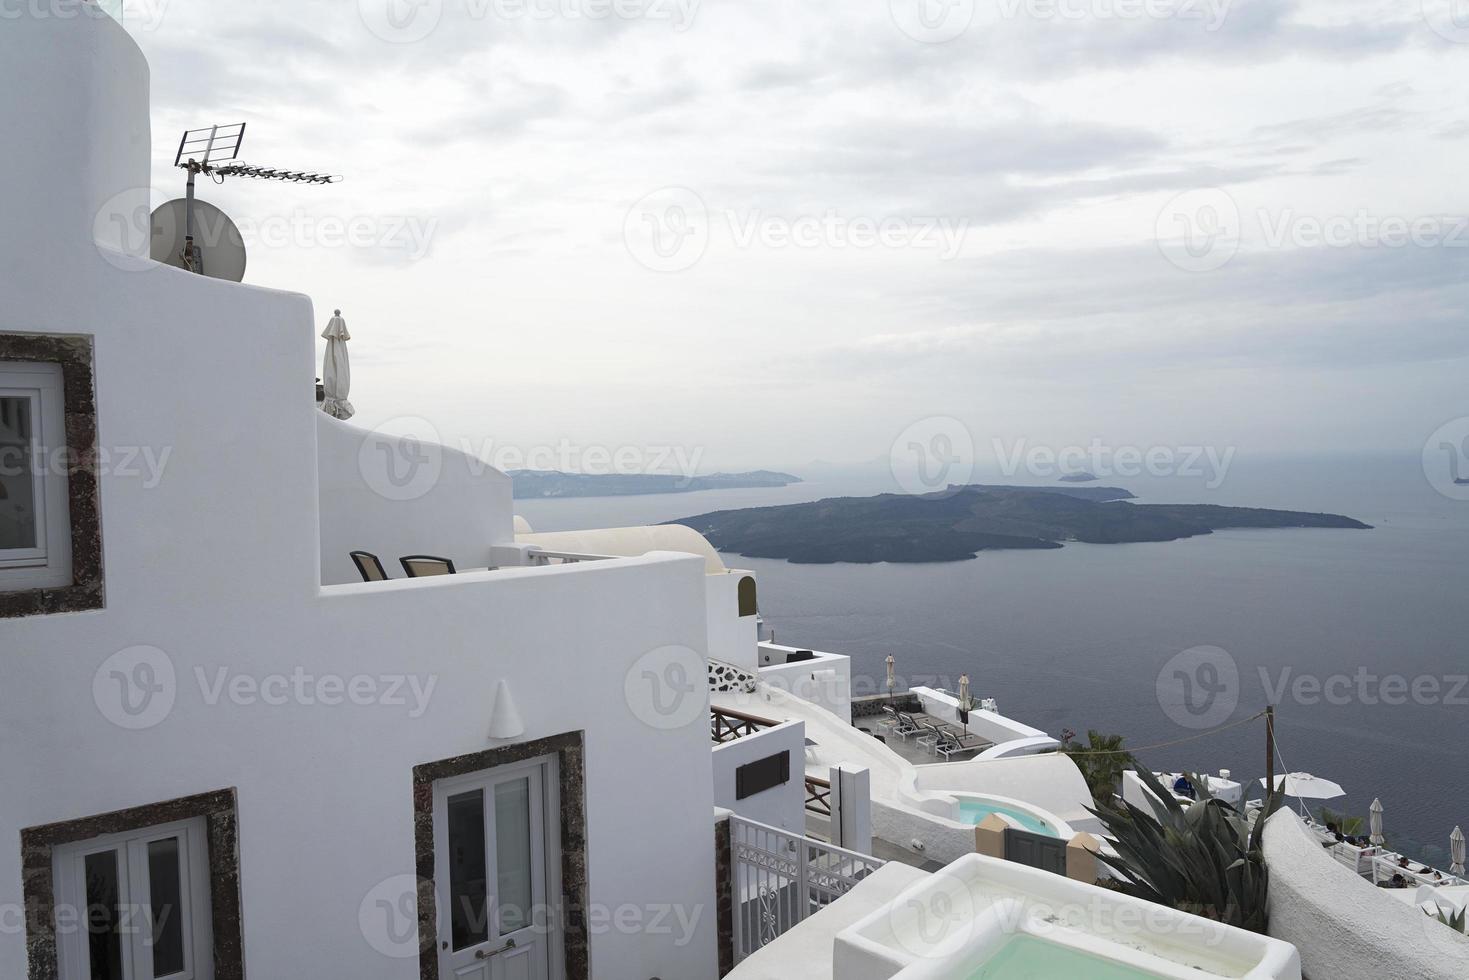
<box><xmin>1059</xmin><ymin>471</ymin><xmax>1100</xmax><ymax>483</ymax></box>
<box><xmin>511</xmin><ymin>469</ymin><xmax>801</xmax><ymax>499</ymax></box>
<box><xmin>665</xmin><ymin>485</ymin><xmax>1371</xmax><ymax>564</ymax></box>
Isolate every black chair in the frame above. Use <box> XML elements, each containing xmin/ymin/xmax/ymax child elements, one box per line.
<box><xmin>351</xmin><ymin>551</ymin><xmax>390</xmax><ymax>583</ymax></box>
<box><xmin>400</xmin><ymin>555</ymin><xmax>457</xmax><ymax>578</ymax></box>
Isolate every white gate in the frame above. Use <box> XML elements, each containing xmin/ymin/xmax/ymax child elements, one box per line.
<box><xmin>730</xmin><ymin>815</ymin><xmax>885</xmax><ymax>963</ymax></box>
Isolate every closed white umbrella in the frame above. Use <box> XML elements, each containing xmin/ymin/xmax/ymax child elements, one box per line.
<box><xmin>1258</xmin><ymin>773</ymin><xmax>1346</xmax><ymax>801</ymax></box>
<box><xmin>1369</xmin><ymin>798</ymin><xmax>1385</xmax><ymax>846</ymax></box>
<box><xmin>320</xmin><ymin>309</ymin><xmax>354</xmax><ymax>420</ymax></box>
<box><xmin>1451</xmin><ymin>826</ymin><xmax>1465</xmax><ymax>876</ymax></box>
<box><xmin>959</xmin><ymin>674</ymin><xmax>971</xmax><ymax>711</ymax></box>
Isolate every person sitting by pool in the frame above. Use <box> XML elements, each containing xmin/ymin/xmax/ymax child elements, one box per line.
<box><xmin>1390</xmin><ymin>873</ymin><xmax>1409</xmax><ymax>888</ymax></box>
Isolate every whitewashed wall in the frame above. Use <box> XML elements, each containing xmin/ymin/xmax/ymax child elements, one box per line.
<box><xmin>706</xmin><ymin>571</ymin><xmax>759</xmax><ymax>671</ymax></box>
<box><xmin>0</xmin><ymin>14</ymin><xmax>719</xmax><ymax>979</ymax></box>
<box><xmin>317</xmin><ymin>414</ymin><xmax>514</xmax><ymax>585</ymax></box>
<box><xmin>711</xmin><ymin>721</ymin><xmax>808</xmax><ymax>834</ymax></box>
<box><xmin>758</xmin><ymin>644</ymin><xmax>853</xmax><ymax>722</ymax></box>
<box><xmin>1263</xmin><ymin>811</ymin><xmax>1469</xmax><ymax>979</ymax></box>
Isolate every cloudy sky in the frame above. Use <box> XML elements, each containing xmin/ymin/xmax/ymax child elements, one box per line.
<box><xmin>127</xmin><ymin>0</ymin><xmax>1469</xmax><ymax>473</ymax></box>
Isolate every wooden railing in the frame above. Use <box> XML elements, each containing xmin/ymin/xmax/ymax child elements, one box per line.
<box><xmin>711</xmin><ymin>706</ymin><xmax>780</xmax><ymax>745</ymax></box>
<box><xmin>805</xmin><ymin>776</ymin><xmax>832</xmax><ymax>817</ymax></box>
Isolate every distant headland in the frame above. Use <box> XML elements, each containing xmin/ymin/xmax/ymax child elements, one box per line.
<box><xmin>667</xmin><ymin>485</ymin><xmax>1371</xmax><ymax>564</ymax></box>
<box><xmin>511</xmin><ymin>469</ymin><xmax>801</xmax><ymax>499</ymax></box>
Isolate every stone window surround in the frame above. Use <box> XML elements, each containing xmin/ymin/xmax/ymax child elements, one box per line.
<box><xmin>20</xmin><ymin>789</ymin><xmax>244</xmax><ymax>980</ymax></box>
<box><xmin>412</xmin><ymin>731</ymin><xmax>590</xmax><ymax>980</ymax></box>
<box><xmin>0</xmin><ymin>332</ymin><xmax>103</xmax><ymax>619</ymax></box>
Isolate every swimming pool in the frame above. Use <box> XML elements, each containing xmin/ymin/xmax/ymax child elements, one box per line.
<box><xmin>968</xmin><ymin>935</ymin><xmax>1167</xmax><ymax>979</ymax></box>
<box><xmin>956</xmin><ymin>798</ymin><xmax>1057</xmax><ymax>837</ymax></box>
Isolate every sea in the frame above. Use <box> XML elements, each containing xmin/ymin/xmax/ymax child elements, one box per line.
<box><xmin>515</xmin><ymin>453</ymin><xmax>1469</xmax><ymax>866</ymax></box>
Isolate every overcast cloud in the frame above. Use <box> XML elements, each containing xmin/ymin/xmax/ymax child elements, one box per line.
<box><xmin>127</xmin><ymin>0</ymin><xmax>1469</xmax><ymax>471</ymax></box>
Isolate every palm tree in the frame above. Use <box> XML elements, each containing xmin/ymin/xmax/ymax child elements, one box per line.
<box><xmin>1061</xmin><ymin>730</ymin><xmax>1137</xmax><ymax>808</ymax></box>
<box><xmin>1318</xmin><ymin>806</ymin><xmax>1365</xmax><ymax>837</ymax></box>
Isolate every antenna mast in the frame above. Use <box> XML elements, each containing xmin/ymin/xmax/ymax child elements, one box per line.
<box><xmin>174</xmin><ymin>123</ymin><xmax>341</xmax><ymax>275</ymax></box>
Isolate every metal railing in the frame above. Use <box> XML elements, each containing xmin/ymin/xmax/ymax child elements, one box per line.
<box><xmin>524</xmin><ymin>549</ymin><xmax>621</xmax><ymax>567</ymax></box>
<box><xmin>711</xmin><ymin>706</ymin><xmax>779</xmax><ymax>745</ymax></box>
<box><xmin>730</xmin><ymin>815</ymin><xmax>884</xmax><ymax>963</ymax></box>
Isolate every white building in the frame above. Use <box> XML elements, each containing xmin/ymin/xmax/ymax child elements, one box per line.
<box><xmin>5</xmin><ymin>10</ymin><xmax>1307</xmax><ymax>980</ymax></box>
<box><xmin>0</xmin><ymin>10</ymin><xmax>723</xmax><ymax>979</ymax></box>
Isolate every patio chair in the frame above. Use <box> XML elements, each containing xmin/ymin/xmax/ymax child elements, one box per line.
<box><xmin>400</xmin><ymin>555</ymin><xmax>457</xmax><ymax>578</ymax></box>
<box><xmin>933</xmin><ymin>728</ymin><xmax>990</xmax><ymax>760</ymax></box>
<box><xmin>350</xmin><ymin>551</ymin><xmax>390</xmax><ymax>583</ymax></box>
<box><xmin>891</xmin><ymin>711</ymin><xmax>922</xmax><ymax>741</ymax></box>
<box><xmin>916</xmin><ymin>722</ymin><xmax>946</xmax><ymax>754</ymax></box>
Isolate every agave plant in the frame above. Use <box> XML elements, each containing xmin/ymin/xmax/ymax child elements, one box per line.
<box><xmin>1427</xmin><ymin>904</ymin><xmax>1468</xmax><ymax>934</ymax></box>
<box><xmin>1090</xmin><ymin>767</ymin><xmax>1282</xmax><ymax>933</ymax></box>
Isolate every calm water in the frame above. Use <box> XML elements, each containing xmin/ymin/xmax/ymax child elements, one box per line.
<box><xmin>517</xmin><ymin>454</ymin><xmax>1469</xmax><ymax>864</ymax></box>
<box><xmin>971</xmin><ymin>935</ymin><xmax>1167</xmax><ymax>980</ymax></box>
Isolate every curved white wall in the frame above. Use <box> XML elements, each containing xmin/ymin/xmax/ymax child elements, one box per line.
<box><xmin>1262</xmin><ymin>810</ymin><xmax>1469</xmax><ymax>979</ymax></box>
<box><xmin>318</xmin><ymin>414</ymin><xmax>514</xmax><ymax>584</ymax></box>
<box><xmin>0</xmin><ymin>4</ymin><xmax>150</xmax><ymax>267</ymax></box>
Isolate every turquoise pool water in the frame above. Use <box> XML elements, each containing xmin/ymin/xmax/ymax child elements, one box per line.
<box><xmin>956</xmin><ymin>799</ymin><xmax>1056</xmax><ymax>836</ymax></box>
<box><xmin>970</xmin><ymin>935</ymin><xmax>1167</xmax><ymax>979</ymax></box>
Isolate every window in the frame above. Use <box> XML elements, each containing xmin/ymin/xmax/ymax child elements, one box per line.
<box><xmin>0</xmin><ymin>362</ymin><xmax>72</xmax><ymax>591</ymax></box>
<box><xmin>51</xmin><ymin>818</ymin><xmax>214</xmax><ymax>980</ymax></box>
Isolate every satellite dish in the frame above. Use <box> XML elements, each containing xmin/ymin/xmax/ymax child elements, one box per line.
<box><xmin>150</xmin><ymin>198</ymin><xmax>247</xmax><ymax>282</ymax></box>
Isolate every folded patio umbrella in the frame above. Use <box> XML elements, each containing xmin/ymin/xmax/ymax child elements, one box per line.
<box><xmin>320</xmin><ymin>309</ymin><xmax>354</xmax><ymax>420</ymax></box>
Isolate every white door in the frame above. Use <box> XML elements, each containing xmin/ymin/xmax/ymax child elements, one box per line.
<box><xmin>434</xmin><ymin>759</ymin><xmax>557</xmax><ymax>980</ymax></box>
<box><xmin>52</xmin><ymin>818</ymin><xmax>214</xmax><ymax>980</ymax></box>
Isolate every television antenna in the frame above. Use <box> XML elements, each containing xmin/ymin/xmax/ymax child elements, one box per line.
<box><xmin>172</xmin><ymin>124</ymin><xmax>341</xmax><ymax>275</ymax></box>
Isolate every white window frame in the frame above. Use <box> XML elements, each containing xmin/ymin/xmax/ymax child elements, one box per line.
<box><xmin>52</xmin><ymin>817</ymin><xmax>214</xmax><ymax>980</ymax></box>
<box><xmin>0</xmin><ymin>361</ymin><xmax>71</xmax><ymax>590</ymax></box>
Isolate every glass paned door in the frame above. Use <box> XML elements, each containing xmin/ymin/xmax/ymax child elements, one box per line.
<box><xmin>53</xmin><ymin>819</ymin><xmax>213</xmax><ymax>980</ymax></box>
<box><xmin>494</xmin><ymin>778</ymin><xmax>533</xmax><ymax>936</ymax></box>
<box><xmin>434</xmin><ymin>760</ymin><xmax>555</xmax><ymax>980</ymax></box>
<box><xmin>0</xmin><ymin>393</ymin><xmax>43</xmax><ymax>557</ymax></box>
